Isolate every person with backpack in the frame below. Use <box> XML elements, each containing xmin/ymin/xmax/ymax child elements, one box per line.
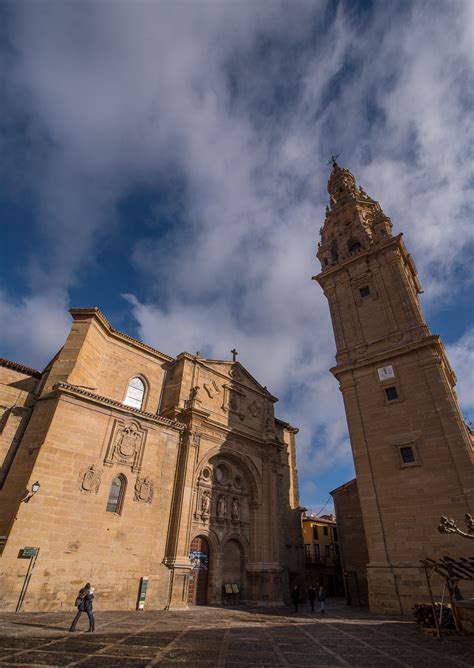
<box><xmin>69</xmin><ymin>583</ymin><xmax>95</xmax><ymax>632</ymax></box>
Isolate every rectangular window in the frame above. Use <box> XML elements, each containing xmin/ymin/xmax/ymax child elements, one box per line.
<box><xmin>325</xmin><ymin>545</ymin><xmax>331</xmax><ymax>557</ymax></box>
<box><xmin>359</xmin><ymin>286</ymin><xmax>370</xmax><ymax>297</ymax></box>
<box><xmin>333</xmin><ymin>527</ymin><xmax>338</xmax><ymax>542</ymax></box>
<box><xmin>314</xmin><ymin>544</ymin><xmax>320</xmax><ymax>559</ymax></box>
<box><xmin>385</xmin><ymin>386</ymin><xmax>398</xmax><ymax>401</ymax></box>
<box><xmin>400</xmin><ymin>446</ymin><xmax>415</xmax><ymax>464</ymax></box>
<box><xmin>312</xmin><ymin>525</ymin><xmax>318</xmax><ymax>540</ymax></box>
<box><xmin>323</xmin><ymin>526</ymin><xmax>328</xmax><ymax>536</ymax></box>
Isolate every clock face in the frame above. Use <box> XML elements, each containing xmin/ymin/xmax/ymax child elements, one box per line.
<box><xmin>377</xmin><ymin>365</ymin><xmax>395</xmax><ymax>381</ymax></box>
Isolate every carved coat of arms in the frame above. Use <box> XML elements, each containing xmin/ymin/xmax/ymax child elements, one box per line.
<box><xmin>134</xmin><ymin>476</ymin><xmax>154</xmax><ymax>504</ymax></box>
<box><xmin>105</xmin><ymin>420</ymin><xmax>146</xmax><ymax>472</ymax></box>
<box><xmin>79</xmin><ymin>465</ymin><xmax>102</xmax><ymax>494</ymax></box>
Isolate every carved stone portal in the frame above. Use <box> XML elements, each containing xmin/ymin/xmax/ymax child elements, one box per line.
<box><xmin>79</xmin><ymin>465</ymin><xmax>102</xmax><ymax>494</ymax></box>
<box><xmin>105</xmin><ymin>419</ymin><xmax>146</xmax><ymax>472</ymax></box>
<box><xmin>134</xmin><ymin>475</ymin><xmax>154</xmax><ymax>504</ymax></box>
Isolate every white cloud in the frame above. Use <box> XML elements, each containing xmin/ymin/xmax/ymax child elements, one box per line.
<box><xmin>447</xmin><ymin>329</ymin><xmax>474</xmax><ymax>418</ymax></box>
<box><xmin>1</xmin><ymin>0</ymin><xmax>473</xmax><ymax>501</ymax></box>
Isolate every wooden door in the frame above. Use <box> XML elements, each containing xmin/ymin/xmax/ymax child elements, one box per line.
<box><xmin>188</xmin><ymin>536</ymin><xmax>210</xmax><ymax>606</ymax></box>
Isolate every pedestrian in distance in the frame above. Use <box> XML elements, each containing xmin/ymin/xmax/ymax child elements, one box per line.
<box><xmin>318</xmin><ymin>584</ymin><xmax>327</xmax><ymax>614</ymax></box>
<box><xmin>307</xmin><ymin>584</ymin><xmax>317</xmax><ymax>612</ymax></box>
<box><xmin>69</xmin><ymin>583</ymin><xmax>95</xmax><ymax>632</ymax></box>
<box><xmin>291</xmin><ymin>584</ymin><xmax>300</xmax><ymax>612</ymax></box>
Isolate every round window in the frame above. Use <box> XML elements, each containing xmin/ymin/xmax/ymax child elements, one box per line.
<box><xmin>201</xmin><ymin>467</ymin><xmax>211</xmax><ymax>480</ymax></box>
<box><xmin>214</xmin><ymin>464</ymin><xmax>229</xmax><ymax>484</ymax></box>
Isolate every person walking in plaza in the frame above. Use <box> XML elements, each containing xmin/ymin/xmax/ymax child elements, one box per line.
<box><xmin>69</xmin><ymin>583</ymin><xmax>94</xmax><ymax>632</ymax></box>
<box><xmin>307</xmin><ymin>584</ymin><xmax>317</xmax><ymax>612</ymax></box>
<box><xmin>84</xmin><ymin>586</ymin><xmax>95</xmax><ymax>632</ymax></box>
<box><xmin>318</xmin><ymin>583</ymin><xmax>327</xmax><ymax>614</ymax></box>
<box><xmin>291</xmin><ymin>584</ymin><xmax>300</xmax><ymax>612</ymax></box>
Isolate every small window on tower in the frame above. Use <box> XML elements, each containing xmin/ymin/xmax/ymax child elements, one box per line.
<box><xmin>385</xmin><ymin>386</ymin><xmax>398</xmax><ymax>401</ymax></box>
<box><xmin>359</xmin><ymin>286</ymin><xmax>370</xmax><ymax>298</ymax></box>
<box><xmin>400</xmin><ymin>446</ymin><xmax>415</xmax><ymax>464</ymax></box>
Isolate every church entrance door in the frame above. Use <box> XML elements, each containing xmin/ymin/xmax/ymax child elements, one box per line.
<box><xmin>188</xmin><ymin>536</ymin><xmax>210</xmax><ymax>606</ymax></box>
<box><xmin>222</xmin><ymin>539</ymin><xmax>243</xmax><ymax>597</ymax></box>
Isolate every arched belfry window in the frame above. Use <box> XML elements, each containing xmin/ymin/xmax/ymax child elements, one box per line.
<box><xmin>106</xmin><ymin>474</ymin><xmax>126</xmax><ymax>514</ymax></box>
<box><xmin>123</xmin><ymin>377</ymin><xmax>145</xmax><ymax>410</ymax></box>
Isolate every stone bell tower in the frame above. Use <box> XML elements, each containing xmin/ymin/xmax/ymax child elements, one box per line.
<box><xmin>314</xmin><ymin>160</ymin><xmax>474</xmax><ymax>614</ymax></box>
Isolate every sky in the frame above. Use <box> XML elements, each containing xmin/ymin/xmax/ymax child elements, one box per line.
<box><xmin>1</xmin><ymin>0</ymin><xmax>473</xmax><ymax>513</ymax></box>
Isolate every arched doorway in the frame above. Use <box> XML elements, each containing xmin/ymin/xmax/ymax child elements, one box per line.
<box><xmin>222</xmin><ymin>539</ymin><xmax>244</xmax><ymax>598</ymax></box>
<box><xmin>188</xmin><ymin>536</ymin><xmax>210</xmax><ymax>606</ymax></box>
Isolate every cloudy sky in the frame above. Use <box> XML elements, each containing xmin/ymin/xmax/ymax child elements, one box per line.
<box><xmin>1</xmin><ymin>0</ymin><xmax>473</xmax><ymax>511</ymax></box>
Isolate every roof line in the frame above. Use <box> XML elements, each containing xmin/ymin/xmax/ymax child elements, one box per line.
<box><xmin>69</xmin><ymin>307</ymin><xmax>174</xmax><ymax>363</ymax></box>
<box><xmin>0</xmin><ymin>358</ymin><xmax>42</xmax><ymax>379</ymax></box>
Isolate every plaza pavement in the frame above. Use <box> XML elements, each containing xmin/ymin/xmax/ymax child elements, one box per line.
<box><xmin>0</xmin><ymin>601</ymin><xmax>472</xmax><ymax>667</ymax></box>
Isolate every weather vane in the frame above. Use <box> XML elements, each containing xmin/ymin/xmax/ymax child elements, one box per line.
<box><xmin>327</xmin><ymin>153</ymin><xmax>340</xmax><ymax>167</ymax></box>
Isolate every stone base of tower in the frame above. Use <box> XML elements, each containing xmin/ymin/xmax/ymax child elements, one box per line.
<box><xmin>368</xmin><ymin>563</ymin><xmax>474</xmax><ymax>616</ymax></box>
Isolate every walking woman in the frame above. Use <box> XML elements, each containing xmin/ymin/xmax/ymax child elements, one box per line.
<box><xmin>69</xmin><ymin>583</ymin><xmax>95</xmax><ymax>632</ymax></box>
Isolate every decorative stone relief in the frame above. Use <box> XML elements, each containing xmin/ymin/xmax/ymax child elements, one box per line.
<box><xmin>248</xmin><ymin>400</ymin><xmax>261</xmax><ymax>418</ymax></box>
<box><xmin>203</xmin><ymin>380</ymin><xmax>220</xmax><ymax>398</ymax></box>
<box><xmin>229</xmin><ymin>366</ymin><xmax>242</xmax><ymax>381</ymax></box>
<box><xmin>78</xmin><ymin>465</ymin><xmax>102</xmax><ymax>494</ymax></box>
<box><xmin>222</xmin><ymin>384</ymin><xmax>245</xmax><ymax>420</ymax></box>
<box><xmin>104</xmin><ymin>419</ymin><xmax>146</xmax><ymax>472</ymax></box>
<box><xmin>134</xmin><ymin>475</ymin><xmax>154</xmax><ymax>504</ymax></box>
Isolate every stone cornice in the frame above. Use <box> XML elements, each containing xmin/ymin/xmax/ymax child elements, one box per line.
<box><xmin>69</xmin><ymin>307</ymin><xmax>174</xmax><ymax>363</ymax></box>
<box><xmin>0</xmin><ymin>357</ymin><xmax>42</xmax><ymax>379</ymax></box>
<box><xmin>53</xmin><ymin>382</ymin><xmax>186</xmax><ymax>430</ymax></box>
<box><xmin>331</xmin><ymin>334</ymin><xmax>456</xmax><ymax>385</ymax></box>
<box><xmin>313</xmin><ymin>233</ymin><xmax>404</xmax><ymax>284</ymax></box>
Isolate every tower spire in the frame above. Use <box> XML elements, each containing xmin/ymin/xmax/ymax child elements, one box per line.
<box><xmin>317</xmin><ymin>164</ymin><xmax>393</xmax><ymax>270</ymax></box>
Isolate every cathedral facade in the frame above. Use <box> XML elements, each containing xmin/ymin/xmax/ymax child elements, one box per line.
<box><xmin>316</xmin><ymin>162</ymin><xmax>474</xmax><ymax>614</ymax></box>
<box><xmin>0</xmin><ymin>308</ymin><xmax>303</xmax><ymax>611</ymax></box>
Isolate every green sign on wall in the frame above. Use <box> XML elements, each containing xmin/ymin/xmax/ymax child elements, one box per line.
<box><xmin>19</xmin><ymin>547</ymin><xmax>39</xmax><ymax>559</ymax></box>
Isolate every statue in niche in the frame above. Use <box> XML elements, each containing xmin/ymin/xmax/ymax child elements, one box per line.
<box><xmin>217</xmin><ymin>495</ymin><xmax>227</xmax><ymax>519</ymax></box>
<box><xmin>134</xmin><ymin>476</ymin><xmax>154</xmax><ymax>504</ymax></box>
<box><xmin>79</xmin><ymin>465</ymin><xmax>102</xmax><ymax>494</ymax></box>
<box><xmin>201</xmin><ymin>491</ymin><xmax>211</xmax><ymax>516</ymax></box>
<box><xmin>231</xmin><ymin>498</ymin><xmax>240</xmax><ymax>520</ymax></box>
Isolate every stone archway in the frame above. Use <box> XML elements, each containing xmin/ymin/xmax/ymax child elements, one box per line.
<box><xmin>188</xmin><ymin>535</ymin><xmax>210</xmax><ymax>606</ymax></box>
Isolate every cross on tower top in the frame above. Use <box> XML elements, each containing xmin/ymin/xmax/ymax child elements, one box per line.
<box><xmin>326</xmin><ymin>153</ymin><xmax>340</xmax><ymax>168</ymax></box>
<box><xmin>231</xmin><ymin>348</ymin><xmax>238</xmax><ymax>362</ymax></box>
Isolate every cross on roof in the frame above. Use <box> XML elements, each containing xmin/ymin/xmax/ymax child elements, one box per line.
<box><xmin>327</xmin><ymin>153</ymin><xmax>340</xmax><ymax>167</ymax></box>
<box><xmin>231</xmin><ymin>348</ymin><xmax>238</xmax><ymax>362</ymax></box>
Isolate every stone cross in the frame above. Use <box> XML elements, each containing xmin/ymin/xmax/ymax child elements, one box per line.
<box><xmin>231</xmin><ymin>348</ymin><xmax>238</xmax><ymax>362</ymax></box>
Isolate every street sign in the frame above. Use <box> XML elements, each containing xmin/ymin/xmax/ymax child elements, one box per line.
<box><xmin>18</xmin><ymin>547</ymin><xmax>39</xmax><ymax>559</ymax></box>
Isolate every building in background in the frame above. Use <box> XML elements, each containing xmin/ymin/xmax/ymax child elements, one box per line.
<box><xmin>315</xmin><ymin>161</ymin><xmax>474</xmax><ymax>614</ymax></box>
<box><xmin>301</xmin><ymin>512</ymin><xmax>343</xmax><ymax>596</ymax></box>
<box><xmin>0</xmin><ymin>308</ymin><xmax>303</xmax><ymax>611</ymax></box>
<box><xmin>330</xmin><ymin>479</ymin><xmax>369</xmax><ymax>606</ymax></box>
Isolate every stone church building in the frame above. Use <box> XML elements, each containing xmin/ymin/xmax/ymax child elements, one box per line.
<box><xmin>316</xmin><ymin>161</ymin><xmax>474</xmax><ymax>614</ymax></box>
<box><xmin>0</xmin><ymin>309</ymin><xmax>303</xmax><ymax>611</ymax></box>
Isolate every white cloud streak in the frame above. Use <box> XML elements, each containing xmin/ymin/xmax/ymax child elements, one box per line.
<box><xmin>1</xmin><ymin>0</ymin><xmax>473</xmax><ymax>504</ymax></box>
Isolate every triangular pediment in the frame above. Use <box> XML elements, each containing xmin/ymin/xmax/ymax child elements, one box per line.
<box><xmin>199</xmin><ymin>360</ymin><xmax>277</xmax><ymax>403</ymax></box>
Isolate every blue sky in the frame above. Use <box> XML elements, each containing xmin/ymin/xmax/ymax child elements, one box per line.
<box><xmin>1</xmin><ymin>0</ymin><xmax>473</xmax><ymax>512</ymax></box>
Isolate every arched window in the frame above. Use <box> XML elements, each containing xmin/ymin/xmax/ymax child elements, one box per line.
<box><xmin>348</xmin><ymin>240</ymin><xmax>362</xmax><ymax>254</ymax></box>
<box><xmin>106</xmin><ymin>474</ymin><xmax>126</xmax><ymax>514</ymax></box>
<box><xmin>123</xmin><ymin>377</ymin><xmax>145</xmax><ymax>409</ymax></box>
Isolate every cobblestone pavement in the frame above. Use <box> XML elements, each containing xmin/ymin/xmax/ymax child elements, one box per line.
<box><xmin>0</xmin><ymin>602</ymin><xmax>472</xmax><ymax>667</ymax></box>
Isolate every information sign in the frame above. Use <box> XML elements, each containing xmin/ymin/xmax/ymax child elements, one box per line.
<box><xmin>19</xmin><ymin>547</ymin><xmax>39</xmax><ymax>559</ymax></box>
<box><xmin>137</xmin><ymin>576</ymin><xmax>149</xmax><ymax>611</ymax></box>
